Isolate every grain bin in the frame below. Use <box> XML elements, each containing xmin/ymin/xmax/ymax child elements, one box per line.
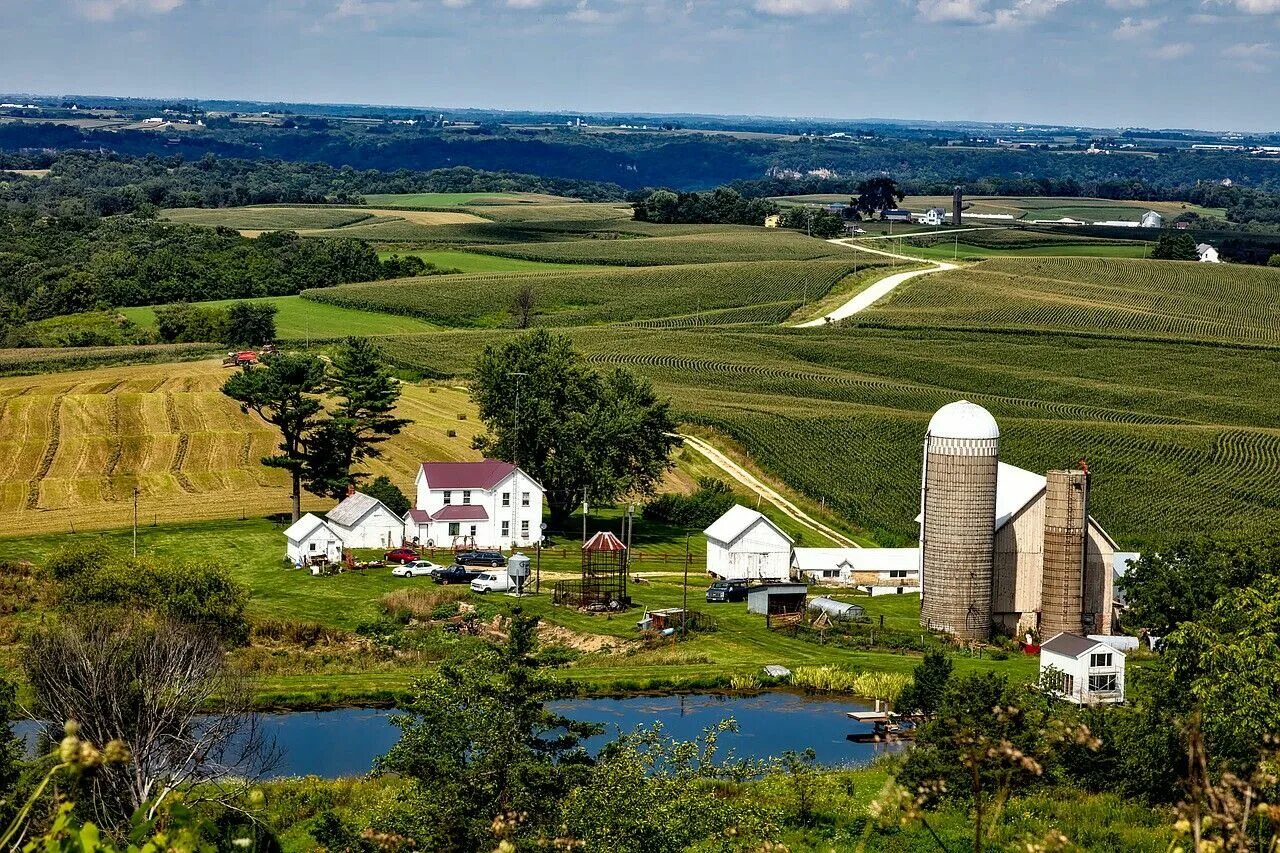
<box><xmin>1040</xmin><ymin>469</ymin><xmax>1089</xmax><ymax>636</ymax></box>
<box><xmin>920</xmin><ymin>400</ymin><xmax>999</xmax><ymax>639</ymax></box>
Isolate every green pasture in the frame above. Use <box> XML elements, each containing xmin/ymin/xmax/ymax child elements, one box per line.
<box><xmin>376</xmin><ymin>248</ymin><xmax>586</xmax><ymax>273</ymax></box>
<box><xmin>119</xmin><ymin>295</ymin><xmax>438</xmax><ymax>340</ymax></box>
<box><xmin>362</xmin><ymin>191</ymin><xmax>574</xmax><ymax>208</ymax></box>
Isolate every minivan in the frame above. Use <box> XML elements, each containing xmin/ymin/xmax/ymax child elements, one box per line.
<box><xmin>705</xmin><ymin>579</ymin><xmax>749</xmax><ymax>603</ymax></box>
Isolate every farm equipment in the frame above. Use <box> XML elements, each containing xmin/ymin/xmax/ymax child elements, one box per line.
<box><xmin>222</xmin><ymin>350</ymin><xmax>259</xmax><ymax>368</ymax></box>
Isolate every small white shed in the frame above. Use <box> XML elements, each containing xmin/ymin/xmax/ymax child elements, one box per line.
<box><xmin>326</xmin><ymin>492</ymin><xmax>404</xmax><ymax>549</ymax></box>
<box><xmin>285</xmin><ymin>513</ymin><xmax>344</xmax><ymax>566</ymax></box>
<box><xmin>704</xmin><ymin>505</ymin><xmax>794</xmax><ymax>581</ymax></box>
<box><xmin>1039</xmin><ymin>632</ymin><xmax>1126</xmax><ymax>705</ymax></box>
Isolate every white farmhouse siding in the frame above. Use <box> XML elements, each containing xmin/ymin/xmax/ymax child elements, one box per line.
<box><xmin>1039</xmin><ymin>632</ymin><xmax>1126</xmax><ymax>705</ymax></box>
<box><xmin>704</xmin><ymin>505</ymin><xmax>794</xmax><ymax>581</ymax></box>
<box><xmin>793</xmin><ymin>547</ymin><xmax>919</xmax><ymax>594</ymax></box>
<box><xmin>326</xmin><ymin>492</ymin><xmax>404</xmax><ymax>549</ymax></box>
<box><xmin>414</xmin><ymin>460</ymin><xmax>544</xmax><ymax>549</ymax></box>
<box><xmin>284</xmin><ymin>514</ymin><xmax>344</xmax><ymax>566</ymax></box>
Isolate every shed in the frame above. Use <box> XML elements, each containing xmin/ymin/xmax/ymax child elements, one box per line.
<box><xmin>284</xmin><ymin>513</ymin><xmax>343</xmax><ymax>566</ymax></box>
<box><xmin>326</xmin><ymin>491</ymin><xmax>404</xmax><ymax>549</ymax></box>
<box><xmin>746</xmin><ymin>582</ymin><xmax>808</xmax><ymax>616</ymax></box>
<box><xmin>793</xmin><ymin>547</ymin><xmax>919</xmax><ymax>594</ymax></box>
<box><xmin>1039</xmin><ymin>632</ymin><xmax>1126</xmax><ymax>705</ymax></box>
<box><xmin>704</xmin><ymin>505</ymin><xmax>794</xmax><ymax>581</ymax></box>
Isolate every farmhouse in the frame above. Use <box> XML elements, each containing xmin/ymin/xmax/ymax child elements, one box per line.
<box><xmin>792</xmin><ymin>547</ymin><xmax>919</xmax><ymax>595</ymax></box>
<box><xmin>411</xmin><ymin>460</ymin><xmax>544</xmax><ymax>549</ymax></box>
<box><xmin>284</xmin><ymin>513</ymin><xmax>344</xmax><ymax>566</ymax></box>
<box><xmin>704</xmin><ymin>505</ymin><xmax>794</xmax><ymax>581</ymax></box>
<box><xmin>326</xmin><ymin>491</ymin><xmax>403</xmax><ymax>549</ymax></box>
<box><xmin>916</xmin><ymin>207</ymin><xmax>947</xmax><ymax>226</ymax></box>
<box><xmin>1039</xmin><ymin>632</ymin><xmax>1126</xmax><ymax>705</ymax></box>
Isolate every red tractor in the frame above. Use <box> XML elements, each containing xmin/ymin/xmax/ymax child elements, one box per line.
<box><xmin>222</xmin><ymin>350</ymin><xmax>259</xmax><ymax>368</ymax></box>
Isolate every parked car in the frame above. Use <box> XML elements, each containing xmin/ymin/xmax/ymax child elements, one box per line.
<box><xmin>434</xmin><ymin>565</ymin><xmax>482</xmax><ymax>585</ymax></box>
<box><xmin>392</xmin><ymin>559</ymin><xmax>442</xmax><ymax>578</ymax></box>
<box><xmin>470</xmin><ymin>572</ymin><xmax>515</xmax><ymax>594</ymax></box>
<box><xmin>706</xmin><ymin>579</ymin><xmax>749</xmax><ymax>603</ymax></box>
<box><xmin>384</xmin><ymin>548</ymin><xmax>419</xmax><ymax>564</ymax></box>
<box><xmin>455</xmin><ymin>550</ymin><xmax>507</xmax><ymax>568</ymax></box>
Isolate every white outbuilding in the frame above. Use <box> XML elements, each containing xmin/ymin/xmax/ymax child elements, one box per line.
<box><xmin>326</xmin><ymin>491</ymin><xmax>404</xmax><ymax>549</ymax></box>
<box><xmin>1039</xmin><ymin>632</ymin><xmax>1126</xmax><ymax>705</ymax></box>
<box><xmin>284</xmin><ymin>513</ymin><xmax>344</xmax><ymax>566</ymax></box>
<box><xmin>704</xmin><ymin>505</ymin><xmax>794</xmax><ymax>581</ymax></box>
<box><xmin>792</xmin><ymin>547</ymin><xmax>920</xmax><ymax>594</ymax></box>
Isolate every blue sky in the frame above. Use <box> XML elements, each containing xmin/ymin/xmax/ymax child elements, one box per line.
<box><xmin>2</xmin><ymin>0</ymin><xmax>1279</xmax><ymax>131</ymax></box>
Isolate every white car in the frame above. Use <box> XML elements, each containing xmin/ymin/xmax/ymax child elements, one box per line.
<box><xmin>470</xmin><ymin>572</ymin><xmax>516</xmax><ymax>594</ymax></box>
<box><xmin>392</xmin><ymin>560</ymin><xmax>442</xmax><ymax>578</ymax></box>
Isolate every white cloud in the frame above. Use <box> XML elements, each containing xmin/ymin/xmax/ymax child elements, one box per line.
<box><xmin>1227</xmin><ymin>0</ymin><xmax>1280</xmax><ymax>13</ymax></box>
<box><xmin>76</xmin><ymin>0</ymin><xmax>183</xmax><ymax>20</ymax></box>
<box><xmin>1148</xmin><ymin>41</ymin><xmax>1193</xmax><ymax>59</ymax></box>
<box><xmin>990</xmin><ymin>0</ymin><xmax>1071</xmax><ymax>28</ymax></box>
<box><xmin>916</xmin><ymin>0</ymin><xmax>991</xmax><ymax>24</ymax></box>
<box><xmin>1113</xmin><ymin>15</ymin><xmax>1161</xmax><ymax>37</ymax></box>
<box><xmin>1224</xmin><ymin>40</ymin><xmax>1276</xmax><ymax>69</ymax></box>
<box><xmin>753</xmin><ymin>0</ymin><xmax>852</xmax><ymax>14</ymax></box>
<box><xmin>1104</xmin><ymin>0</ymin><xmax>1148</xmax><ymax>8</ymax></box>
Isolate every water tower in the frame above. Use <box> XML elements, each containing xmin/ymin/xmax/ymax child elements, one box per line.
<box><xmin>920</xmin><ymin>400</ymin><xmax>999</xmax><ymax>640</ymax></box>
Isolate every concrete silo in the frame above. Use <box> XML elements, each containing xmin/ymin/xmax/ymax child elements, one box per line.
<box><xmin>920</xmin><ymin>400</ymin><xmax>1000</xmax><ymax>640</ymax></box>
<box><xmin>1040</xmin><ymin>468</ymin><xmax>1089</xmax><ymax>637</ymax></box>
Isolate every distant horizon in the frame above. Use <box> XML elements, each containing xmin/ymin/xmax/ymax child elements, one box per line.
<box><xmin>4</xmin><ymin>89</ymin><xmax>1278</xmax><ymax>138</ymax></box>
<box><xmin>4</xmin><ymin>0</ymin><xmax>1280</xmax><ymax>133</ymax></box>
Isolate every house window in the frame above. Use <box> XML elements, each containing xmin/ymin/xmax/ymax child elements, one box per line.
<box><xmin>448</xmin><ymin>522</ymin><xmax>460</xmax><ymax>536</ymax></box>
<box><xmin>309</xmin><ymin>542</ymin><xmax>317</xmax><ymax>552</ymax></box>
<box><xmin>521</xmin><ymin>492</ymin><xmax>530</xmax><ymax>507</ymax></box>
<box><xmin>443</xmin><ymin>490</ymin><xmax>452</xmax><ymax>505</ymax></box>
<box><xmin>501</xmin><ymin>521</ymin><xmax>510</xmax><ymax>537</ymax></box>
<box><xmin>469</xmin><ymin>525</ymin><xmax>478</xmax><ymax>537</ymax></box>
<box><xmin>521</xmin><ymin>520</ymin><xmax>529</xmax><ymax>538</ymax></box>
<box><xmin>502</xmin><ymin>492</ymin><xmax>511</xmax><ymax>507</ymax></box>
<box><xmin>462</xmin><ymin>490</ymin><xmax>472</xmax><ymax>505</ymax></box>
<box><xmin>823</xmin><ymin>569</ymin><xmax>838</xmax><ymax>578</ymax></box>
<box><xmin>889</xmin><ymin>570</ymin><xmax>908</xmax><ymax>579</ymax></box>
<box><xmin>1088</xmin><ymin>674</ymin><xmax>1118</xmax><ymax>693</ymax></box>
<box><xmin>1089</xmin><ymin>652</ymin><xmax>1113</xmax><ymax>668</ymax></box>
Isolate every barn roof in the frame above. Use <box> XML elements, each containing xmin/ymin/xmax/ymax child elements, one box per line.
<box><xmin>433</xmin><ymin>504</ymin><xmax>490</xmax><ymax>521</ymax></box>
<box><xmin>1041</xmin><ymin>632</ymin><xmax>1112</xmax><ymax>658</ymax></box>
<box><xmin>584</xmin><ymin>531</ymin><xmax>626</xmax><ymax>552</ymax></box>
<box><xmin>704</xmin><ymin>505</ymin><xmax>794</xmax><ymax>546</ymax></box>
<box><xmin>914</xmin><ymin>462</ymin><xmax>1047</xmax><ymax>531</ymax></box>
<box><xmin>327</xmin><ymin>492</ymin><xmax>394</xmax><ymax>528</ymax></box>
<box><xmin>419</xmin><ymin>460</ymin><xmax>516</xmax><ymax>490</ymax></box>
<box><xmin>284</xmin><ymin>513</ymin><xmax>336</xmax><ymax>541</ymax></box>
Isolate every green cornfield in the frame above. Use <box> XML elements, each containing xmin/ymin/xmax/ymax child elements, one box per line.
<box><xmin>468</xmin><ymin>230</ymin><xmax>849</xmax><ymax>265</ymax></box>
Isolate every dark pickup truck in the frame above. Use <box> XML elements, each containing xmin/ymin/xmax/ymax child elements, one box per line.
<box><xmin>434</xmin><ymin>565</ymin><xmax>483</xmax><ymax>585</ymax></box>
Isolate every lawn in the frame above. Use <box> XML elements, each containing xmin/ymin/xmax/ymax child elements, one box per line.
<box><xmin>119</xmin><ymin>295</ymin><xmax>438</xmax><ymax>340</ymax></box>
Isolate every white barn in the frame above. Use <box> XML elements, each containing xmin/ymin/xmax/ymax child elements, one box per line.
<box><xmin>704</xmin><ymin>505</ymin><xmax>794</xmax><ymax>581</ymax></box>
<box><xmin>284</xmin><ymin>513</ymin><xmax>344</xmax><ymax>566</ymax></box>
<box><xmin>1039</xmin><ymin>632</ymin><xmax>1126</xmax><ymax>705</ymax></box>
<box><xmin>326</xmin><ymin>491</ymin><xmax>404</xmax><ymax>549</ymax></box>
<box><xmin>410</xmin><ymin>460</ymin><xmax>544</xmax><ymax>549</ymax></box>
<box><xmin>793</xmin><ymin>547</ymin><xmax>919</xmax><ymax>595</ymax></box>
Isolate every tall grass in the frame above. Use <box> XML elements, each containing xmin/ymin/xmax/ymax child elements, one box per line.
<box><xmin>380</xmin><ymin>586</ymin><xmax>470</xmax><ymax>622</ymax></box>
<box><xmin>789</xmin><ymin>666</ymin><xmax>909</xmax><ymax>700</ymax></box>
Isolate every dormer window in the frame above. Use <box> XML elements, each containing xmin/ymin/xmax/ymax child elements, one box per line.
<box><xmin>1089</xmin><ymin>652</ymin><xmax>1112</xmax><ymax>668</ymax></box>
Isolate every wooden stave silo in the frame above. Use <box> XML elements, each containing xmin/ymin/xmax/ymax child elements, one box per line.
<box><xmin>1040</xmin><ymin>469</ymin><xmax>1089</xmax><ymax>637</ymax></box>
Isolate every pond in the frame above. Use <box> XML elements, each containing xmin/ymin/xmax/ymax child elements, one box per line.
<box><xmin>16</xmin><ymin>692</ymin><xmax>901</xmax><ymax>779</ymax></box>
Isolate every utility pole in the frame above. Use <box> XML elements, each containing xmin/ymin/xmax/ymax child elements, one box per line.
<box><xmin>132</xmin><ymin>486</ymin><xmax>139</xmax><ymax>558</ymax></box>
<box><xmin>507</xmin><ymin>371</ymin><xmax>528</xmax><ymax>552</ymax></box>
<box><xmin>581</xmin><ymin>488</ymin><xmax>588</xmax><ymax>545</ymax></box>
<box><xmin>682</xmin><ymin>532</ymin><xmax>690</xmax><ymax>638</ymax></box>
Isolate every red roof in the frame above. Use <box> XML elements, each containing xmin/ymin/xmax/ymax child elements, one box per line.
<box><xmin>420</xmin><ymin>460</ymin><xmax>516</xmax><ymax>491</ymax></box>
<box><xmin>433</xmin><ymin>504</ymin><xmax>490</xmax><ymax>521</ymax></box>
<box><xmin>584</xmin><ymin>531</ymin><xmax>627</xmax><ymax>552</ymax></box>
<box><xmin>405</xmin><ymin>509</ymin><xmax>433</xmax><ymax>523</ymax></box>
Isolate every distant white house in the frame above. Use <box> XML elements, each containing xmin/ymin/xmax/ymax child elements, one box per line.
<box><xmin>409</xmin><ymin>460</ymin><xmax>544</xmax><ymax>549</ymax></box>
<box><xmin>1196</xmin><ymin>243</ymin><xmax>1220</xmax><ymax>263</ymax></box>
<box><xmin>1039</xmin><ymin>632</ymin><xmax>1126</xmax><ymax>705</ymax></box>
<box><xmin>326</xmin><ymin>491</ymin><xmax>404</xmax><ymax>549</ymax></box>
<box><xmin>1140</xmin><ymin>211</ymin><xmax>1164</xmax><ymax>228</ymax></box>
<box><xmin>916</xmin><ymin>207</ymin><xmax>947</xmax><ymax>226</ymax></box>
<box><xmin>284</xmin><ymin>513</ymin><xmax>344</xmax><ymax>566</ymax></box>
<box><xmin>704</xmin><ymin>505</ymin><xmax>794</xmax><ymax>581</ymax></box>
<box><xmin>793</xmin><ymin>547</ymin><xmax>919</xmax><ymax>594</ymax></box>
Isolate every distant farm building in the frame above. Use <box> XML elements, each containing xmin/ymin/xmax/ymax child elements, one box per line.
<box><xmin>764</xmin><ymin>214</ymin><xmax>783</xmax><ymax>228</ymax></box>
<box><xmin>326</xmin><ymin>491</ymin><xmax>403</xmax><ymax>549</ymax></box>
<box><xmin>704</xmin><ymin>505</ymin><xmax>794</xmax><ymax>581</ymax></box>
<box><xmin>1197</xmin><ymin>243</ymin><xmax>1221</xmax><ymax>263</ymax></box>
<box><xmin>916</xmin><ymin>208</ymin><xmax>947</xmax><ymax>226</ymax></box>
<box><xmin>881</xmin><ymin>209</ymin><xmax>914</xmax><ymax>222</ymax></box>
<box><xmin>1140</xmin><ymin>211</ymin><xmax>1164</xmax><ymax>228</ymax></box>
<box><xmin>746</xmin><ymin>582</ymin><xmax>808</xmax><ymax>617</ymax></box>
<box><xmin>1039</xmin><ymin>633</ymin><xmax>1126</xmax><ymax>705</ymax></box>
<box><xmin>284</xmin><ymin>513</ymin><xmax>344</xmax><ymax>566</ymax></box>
<box><xmin>792</xmin><ymin>547</ymin><xmax>919</xmax><ymax>595</ymax></box>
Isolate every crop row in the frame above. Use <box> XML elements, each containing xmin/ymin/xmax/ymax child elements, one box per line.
<box><xmin>469</xmin><ymin>231</ymin><xmax>852</xmax><ymax>266</ymax></box>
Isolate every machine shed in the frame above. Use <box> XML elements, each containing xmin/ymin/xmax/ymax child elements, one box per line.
<box><xmin>746</xmin><ymin>582</ymin><xmax>808</xmax><ymax>616</ymax></box>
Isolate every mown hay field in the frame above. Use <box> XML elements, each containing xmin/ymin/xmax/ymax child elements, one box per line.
<box><xmin>468</xmin><ymin>230</ymin><xmax>848</xmax><ymax>266</ymax></box>
<box><xmin>376</xmin><ymin>325</ymin><xmax>1280</xmax><ymax>549</ymax></box>
<box><xmin>0</xmin><ymin>360</ymin><xmax>485</xmax><ymax>534</ymax></box>
<box><xmin>120</xmin><ymin>295</ymin><xmax>439</xmax><ymax>340</ymax></box>
<box><xmin>859</xmin><ymin>256</ymin><xmax>1280</xmax><ymax>344</ymax></box>
<box><xmin>161</xmin><ymin>205</ymin><xmax>488</xmax><ymax>236</ymax></box>
<box><xmin>361</xmin><ymin>191</ymin><xmax>579</xmax><ymax>208</ymax></box>
<box><xmin>305</xmin><ymin>259</ymin><xmax>876</xmax><ymax>327</ymax></box>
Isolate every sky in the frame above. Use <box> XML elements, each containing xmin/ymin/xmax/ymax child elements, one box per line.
<box><xmin>2</xmin><ymin>0</ymin><xmax>1280</xmax><ymax>131</ymax></box>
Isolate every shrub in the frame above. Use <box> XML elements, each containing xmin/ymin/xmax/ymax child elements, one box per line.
<box><xmin>363</xmin><ymin>475</ymin><xmax>410</xmax><ymax>516</ymax></box>
<box><xmin>642</xmin><ymin>477</ymin><xmax>736</xmax><ymax>528</ymax></box>
<box><xmin>380</xmin><ymin>586</ymin><xmax>469</xmax><ymax>622</ymax></box>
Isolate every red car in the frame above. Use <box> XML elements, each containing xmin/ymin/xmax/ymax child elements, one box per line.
<box><xmin>384</xmin><ymin>548</ymin><xmax>419</xmax><ymax>564</ymax></box>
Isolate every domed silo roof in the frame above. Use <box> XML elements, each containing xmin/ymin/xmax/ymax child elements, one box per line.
<box><xmin>927</xmin><ymin>400</ymin><xmax>1000</xmax><ymax>441</ymax></box>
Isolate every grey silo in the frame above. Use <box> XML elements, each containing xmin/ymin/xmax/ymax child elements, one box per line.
<box><xmin>919</xmin><ymin>400</ymin><xmax>999</xmax><ymax>640</ymax></box>
<box><xmin>1040</xmin><ymin>468</ymin><xmax>1089</xmax><ymax>637</ymax></box>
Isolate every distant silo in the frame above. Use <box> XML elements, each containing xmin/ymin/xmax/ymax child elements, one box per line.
<box><xmin>1040</xmin><ymin>468</ymin><xmax>1089</xmax><ymax>637</ymax></box>
<box><xmin>953</xmin><ymin>186</ymin><xmax>963</xmax><ymax>226</ymax></box>
<box><xmin>920</xmin><ymin>400</ymin><xmax>999</xmax><ymax>640</ymax></box>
